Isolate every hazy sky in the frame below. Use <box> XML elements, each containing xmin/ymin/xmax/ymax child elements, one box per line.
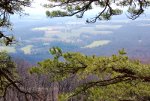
<box><xmin>24</xmin><ymin>0</ymin><xmax>49</xmax><ymax>15</ymax></box>
<box><xmin>3</xmin><ymin>0</ymin><xmax>150</xmax><ymax>63</ymax></box>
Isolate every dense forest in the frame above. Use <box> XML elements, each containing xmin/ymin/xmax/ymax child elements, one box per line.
<box><xmin>0</xmin><ymin>0</ymin><xmax>150</xmax><ymax>101</ymax></box>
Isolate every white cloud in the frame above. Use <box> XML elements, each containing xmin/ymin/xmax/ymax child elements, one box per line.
<box><xmin>44</xmin><ymin>31</ymin><xmax>62</xmax><ymax>37</ymax></box>
<box><xmin>32</xmin><ymin>24</ymin><xmax>115</xmax><ymax>41</ymax></box>
<box><xmin>24</xmin><ymin>0</ymin><xmax>50</xmax><ymax>16</ymax></box>
<box><xmin>138</xmin><ymin>40</ymin><xmax>142</xmax><ymax>43</ymax></box>
<box><xmin>31</xmin><ymin>37</ymin><xmax>52</xmax><ymax>42</ymax></box>
<box><xmin>43</xmin><ymin>43</ymin><xmax>50</xmax><ymax>46</ymax></box>
<box><xmin>32</xmin><ymin>37</ymin><xmax>82</xmax><ymax>44</ymax></box>
<box><xmin>32</xmin><ymin>26</ymin><xmax>70</xmax><ymax>38</ymax></box>
<box><xmin>109</xmin><ymin>20</ymin><xmax>129</xmax><ymax>23</ymax></box>
<box><xmin>137</xmin><ymin>24</ymin><xmax>150</xmax><ymax>27</ymax></box>
<box><xmin>32</xmin><ymin>26</ymin><xmax>64</xmax><ymax>31</ymax></box>
<box><xmin>137</xmin><ymin>19</ymin><xmax>150</xmax><ymax>21</ymax></box>
<box><xmin>32</xmin><ymin>27</ymin><xmax>52</xmax><ymax>31</ymax></box>
<box><xmin>95</xmin><ymin>20</ymin><xmax>129</xmax><ymax>24</ymax></box>
<box><xmin>91</xmin><ymin>31</ymin><xmax>113</xmax><ymax>34</ymax></box>
<box><xmin>32</xmin><ymin>26</ymin><xmax>77</xmax><ymax>40</ymax></box>
<box><xmin>95</xmin><ymin>25</ymin><xmax>122</xmax><ymax>30</ymax></box>
<box><xmin>31</xmin><ymin>24</ymin><xmax>114</xmax><ymax>44</ymax></box>
<box><xmin>82</xmin><ymin>40</ymin><xmax>111</xmax><ymax>48</ymax></box>
<box><xmin>77</xmin><ymin>27</ymin><xmax>94</xmax><ymax>31</ymax></box>
<box><xmin>0</xmin><ymin>46</ymin><xmax>16</xmax><ymax>53</ymax></box>
<box><xmin>73</xmin><ymin>27</ymin><xmax>113</xmax><ymax>35</ymax></box>
<box><xmin>21</xmin><ymin>45</ymin><xmax>33</xmax><ymax>54</ymax></box>
<box><xmin>65</xmin><ymin>21</ymin><xmax>86</xmax><ymax>25</ymax></box>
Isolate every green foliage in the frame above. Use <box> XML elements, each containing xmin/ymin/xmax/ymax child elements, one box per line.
<box><xmin>49</xmin><ymin>46</ymin><xmax>62</xmax><ymax>59</ymax></box>
<box><xmin>0</xmin><ymin>52</ymin><xmax>37</xmax><ymax>100</ymax></box>
<box><xmin>30</xmin><ymin>48</ymin><xmax>150</xmax><ymax>101</ymax></box>
<box><xmin>75</xmin><ymin>5</ymin><xmax>81</xmax><ymax>11</ymax></box>
<box><xmin>46</xmin><ymin>10</ymin><xmax>68</xmax><ymax>17</ymax></box>
<box><xmin>127</xmin><ymin>7</ymin><xmax>144</xmax><ymax>19</ymax></box>
<box><xmin>45</xmin><ymin>0</ymin><xmax>150</xmax><ymax>22</ymax></box>
<box><xmin>0</xmin><ymin>0</ymin><xmax>31</xmax><ymax>27</ymax></box>
<box><xmin>0</xmin><ymin>0</ymin><xmax>31</xmax><ymax>45</ymax></box>
<box><xmin>0</xmin><ymin>51</ymin><xmax>17</xmax><ymax>96</ymax></box>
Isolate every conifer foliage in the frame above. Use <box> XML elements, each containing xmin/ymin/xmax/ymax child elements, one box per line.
<box><xmin>31</xmin><ymin>47</ymin><xmax>150</xmax><ymax>101</ymax></box>
<box><xmin>45</xmin><ymin>0</ymin><xmax>150</xmax><ymax>23</ymax></box>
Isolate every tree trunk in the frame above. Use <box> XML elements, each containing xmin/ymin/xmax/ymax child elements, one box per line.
<box><xmin>52</xmin><ymin>82</ymin><xmax>59</xmax><ymax>101</ymax></box>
